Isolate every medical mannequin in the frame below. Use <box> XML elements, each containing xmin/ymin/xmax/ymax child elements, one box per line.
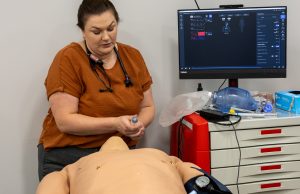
<box><xmin>36</xmin><ymin>136</ymin><xmax>204</xmax><ymax>194</ymax></box>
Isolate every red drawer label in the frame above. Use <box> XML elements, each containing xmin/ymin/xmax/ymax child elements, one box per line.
<box><xmin>261</xmin><ymin>129</ymin><xmax>282</xmax><ymax>135</ymax></box>
<box><xmin>261</xmin><ymin>182</ymin><xmax>281</xmax><ymax>189</ymax></box>
<box><xmin>261</xmin><ymin>164</ymin><xmax>282</xmax><ymax>171</ymax></box>
<box><xmin>261</xmin><ymin>147</ymin><xmax>282</xmax><ymax>153</ymax></box>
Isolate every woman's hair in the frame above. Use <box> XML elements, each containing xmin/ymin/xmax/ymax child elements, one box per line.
<box><xmin>77</xmin><ymin>0</ymin><xmax>120</xmax><ymax>30</ymax></box>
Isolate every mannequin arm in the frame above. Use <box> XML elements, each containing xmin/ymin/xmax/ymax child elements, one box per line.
<box><xmin>170</xmin><ymin>156</ymin><xmax>203</xmax><ymax>183</ymax></box>
<box><xmin>173</xmin><ymin>156</ymin><xmax>233</xmax><ymax>194</ymax></box>
<box><xmin>36</xmin><ymin>170</ymin><xmax>69</xmax><ymax>194</ymax></box>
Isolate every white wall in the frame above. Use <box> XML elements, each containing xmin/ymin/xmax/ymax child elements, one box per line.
<box><xmin>0</xmin><ymin>0</ymin><xmax>299</xmax><ymax>193</ymax></box>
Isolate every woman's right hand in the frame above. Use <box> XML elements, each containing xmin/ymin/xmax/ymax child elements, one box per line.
<box><xmin>115</xmin><ymin>115</ymin><xmax>142</xmax><ymax>136</ymax></box>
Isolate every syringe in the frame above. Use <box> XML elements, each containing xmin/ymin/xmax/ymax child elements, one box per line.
<box><xmin>131</xmin><ymin>116</ymin><xmax>138</xmax><ymax>124</ymax></box>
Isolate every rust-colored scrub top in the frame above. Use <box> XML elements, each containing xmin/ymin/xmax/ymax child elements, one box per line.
<box><xmin>39</xmin><ymin>42</ymin><xmax>152</xmax><ymax>150</ymax></box>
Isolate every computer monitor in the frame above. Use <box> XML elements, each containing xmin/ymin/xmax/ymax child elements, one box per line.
<box><xmin>178</xmin><ymin>6</ymin><xmax>287</xmax><ymax>87</ymax></box>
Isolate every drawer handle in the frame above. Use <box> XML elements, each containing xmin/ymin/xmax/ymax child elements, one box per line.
<box><xmin>261</xmin><ymin>147</ymin><xmax>281</xmax><ymax>153</ymax></box>
<box><xmin>261</xmin><ymin>182</ymin><xmax>281</xmax><ymax>189</ymax></box>
<box><xmin>261</xmin><ymin>164</ymin><xmax>282</xmax><ymax>171</ymax></box>
<box><xmin>261</xmin><ymin>129</ymin><xmax>282</xmax><ymax>135</ymax></box>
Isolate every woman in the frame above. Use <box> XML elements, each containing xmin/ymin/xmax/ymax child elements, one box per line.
<box><xmin>38</xmin><ymin>0</ymin><xmax>155</xmax><ymax>180</ymax></box>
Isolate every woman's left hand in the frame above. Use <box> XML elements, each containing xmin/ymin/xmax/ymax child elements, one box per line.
<box><xmin>128</xmin><ymin>120</ymin><xmax>145</xmax><ymax>140</ymax></box>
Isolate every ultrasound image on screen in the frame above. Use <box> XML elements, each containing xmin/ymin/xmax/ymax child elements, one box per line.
<box><xmin>185</xmin><ymin>12</ymin><xmax>256</xmax><ymax>68</ymax></box>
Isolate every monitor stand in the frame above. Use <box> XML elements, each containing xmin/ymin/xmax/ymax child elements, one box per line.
<box><xmin>228</xmin><ymin>78</ymin><xmax>238</xmax><ymax>87</ymax></box>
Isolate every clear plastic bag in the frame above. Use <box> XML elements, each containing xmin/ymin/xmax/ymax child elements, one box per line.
<box><xmin>159</xmin><ymin>91</ymin><xmax>211</xmax><ymax>127</ymax></box>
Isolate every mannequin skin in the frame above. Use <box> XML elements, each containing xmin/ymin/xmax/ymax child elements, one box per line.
<box><xmin>36</xmin><ymin>136</ymin><xmax>203</xmax><ymax>194</ymax></box>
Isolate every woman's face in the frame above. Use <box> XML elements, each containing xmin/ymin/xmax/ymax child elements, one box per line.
<box><xmin>83</xmin><ymin>10</ymin><xmax>118</xmax><ymax>58</ymax></box>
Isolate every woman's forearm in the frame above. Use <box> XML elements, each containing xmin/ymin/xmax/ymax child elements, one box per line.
<box><xmin>55</xmin><ymin>113</ymin><xmax>118</xmax><ymax>136</ymax></box>
<box><xmin>138</xmin><ymin>105</ymin><xmax>155</xmax><ymax>128</ymax></box>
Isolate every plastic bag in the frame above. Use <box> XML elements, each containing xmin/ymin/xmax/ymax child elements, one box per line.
<box><xmin>159</xmin><ymin>91</ymin><xmax>211</xmax><ymax>127</ymax></box>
